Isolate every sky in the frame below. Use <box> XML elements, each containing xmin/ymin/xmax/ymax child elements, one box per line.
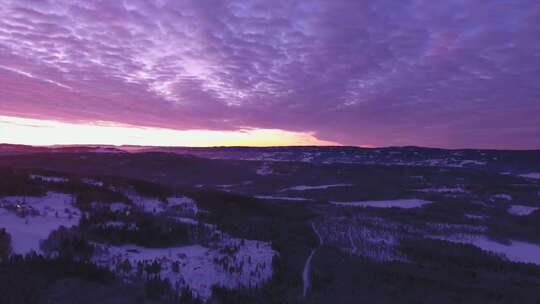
<box><xmin>0</xmin><ymin>0</ymin><xmax>539</xmax><ymax>148</ymax></box>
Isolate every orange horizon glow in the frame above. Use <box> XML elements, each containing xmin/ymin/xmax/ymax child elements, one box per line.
<box><xmin>0</xmin><ymin>115</ymin><xmax>339</xmax><ymax>147</ymax></box>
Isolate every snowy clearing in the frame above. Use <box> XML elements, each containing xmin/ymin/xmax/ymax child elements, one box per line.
<box><xmin>330</xmin><ymin>199</ymin><xmax>432</xmax><ymax>209</ymax></box>
<box><xmin>127</xmin><ymin>195</ymin><xmax>199</xmax><ymax>215</ymax></box>
<box><xmin>94</xmin><ymin>238</ymin><xmax>276</xmax><ymax>300</ymax></box>
<box><xmin>0</xmin><ymin>192</ymin><xmax>79</xmax><ymax>254</ymax></box>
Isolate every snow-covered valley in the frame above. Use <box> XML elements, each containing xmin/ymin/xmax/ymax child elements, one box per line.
<box><xmin>1</xmin><ymin>148</ymin><xmax>540</xmax><ymax>303</ymax></box>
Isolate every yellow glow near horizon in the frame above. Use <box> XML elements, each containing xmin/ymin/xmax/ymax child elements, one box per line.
<box><xmin>0</xmin><ymin>115</ymin><xmax>338</xmax><ymax>147</ymax></box>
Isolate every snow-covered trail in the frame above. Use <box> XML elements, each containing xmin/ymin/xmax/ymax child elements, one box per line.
<box><xmin>302</xmin><ymin>222</ymin><xmax>323</xmax><ymax>298</ymax></box>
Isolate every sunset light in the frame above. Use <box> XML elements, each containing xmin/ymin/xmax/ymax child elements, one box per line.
<box><xmin>0</xmin><ymin>115</ymin><xmax>337</xmax><ymax>147</ymax></box>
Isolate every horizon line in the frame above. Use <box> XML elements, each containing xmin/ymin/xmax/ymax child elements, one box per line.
<box><xmin>1</xmin><ymin>142</ymin><xmax>539</xmax><ymax>152</ymax></box>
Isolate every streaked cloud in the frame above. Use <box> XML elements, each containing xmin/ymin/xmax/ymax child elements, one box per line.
<box><xmin>0</xmin><ymin>0</ymin><xmax>539</xmax><ymax>148</ymax></box>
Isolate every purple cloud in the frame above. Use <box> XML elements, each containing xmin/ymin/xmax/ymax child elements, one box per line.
<box><xmin>0</xmin><ymin>0</ymin><xmax>539</xmax><ymax>148</ymax></box>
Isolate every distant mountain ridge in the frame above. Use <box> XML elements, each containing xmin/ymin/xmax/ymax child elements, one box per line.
<box><xmin>1</xmin><ymin>143</ymin><xmax>539</xmax><ymax>174</ymax></box>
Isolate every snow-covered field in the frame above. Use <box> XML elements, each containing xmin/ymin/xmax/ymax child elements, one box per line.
<box><xmin>94</xmin><ymin>238</ymin><xmax>276</xmax><ymax>300</ymax></box>
<box><xmin>0</xmin><ymin>187</ymin><xmax>275</xmax><ymax>301</ymax></box>
<box><xmin>433</xmin><ymin>235</ymin><xmax>540</xmax><ymax>266</ymax></box>
<box><xmin>0</xmin><ymin>192</ymin><xmax>79</xmax><ymax>254</ymax></box>
<box><xmin>330</xmin><ymin>199</ymin><xmax>432</xmax><ymax>209</ymax></box>
<box><xmin>519</xmin><ymin>172</ymin><xmax>540</xmax><ymax>180</ymax></box>
<box><xmin>280</xmin><ymin>184</ymin><xmax>353</xmax><ymax>192</ymax></box>
<box><xmin>508</xmin><ymin>205</ymin><xmax>539</xmax><ymax>216</ymax></box>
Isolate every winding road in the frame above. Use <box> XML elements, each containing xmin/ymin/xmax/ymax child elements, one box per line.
<box><xmin>302</xmin><ymin>222</ymin><xmax>323</xmax><ymax>298</ymax></box>
<box><xmin>348</xmin><ymin>227</ymin><xmax>357</xmax><ymax>254</ymax></box>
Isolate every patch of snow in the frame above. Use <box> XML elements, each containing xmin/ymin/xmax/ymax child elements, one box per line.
<box><xmin>101</xmin><ymin>221</ymin><xmax>138</xmax><ymax>230</ymax></box>
<box><xmin>464</xmin><ymin>214</ymin><xmax>488</xmax><ymax>220</ymax></box>
<box><xmin>91</xmin><ymin>147</ymin><xmax>124</xmax><ymax>153</ymax></box>
<box><xmin>110</xmin><ymin>202</ymin><xmax>130</xmax><ymax>212</ymax></box>
<box><xmin>426</xmin><ymin>222</ymin><xmax>487</xmax><ymax>234</ymax></box>
<box><xmin>330</xmin><ymin>199</ymin><xmax>432</xmax><ymax>209</ymax></box>
<box><xmin>29</xmin><ymin>175</ymin><xmax>69</xmax><ymax>183</ymax></box>
<box><xmin>128</xmin><ymin>194</ymin><xmax>165</xmax><ymax>214</ymax></box>
<box><xmin>416</xmin><ymin>187</ymin><xmax>466</xmax><ymax>193</ymax></box>
<box><xmin>216</xmin><ymin>184</ymin><xmax>235</xmax><ymax>188</ymax></box>
<box><xmin>167</xmin><ymin>197</ymin><xmax>198</xmax><ymax>215</ymax></box>
<box><xmin>81</xmin><ymin>178</ymin><xmax>104</xmax><ymax>187</ymax></box>
<box><xmin>280</xmin><ymin>184</ymin><xmax>353</xmax><ymax>192</ymax></box>
<box><xmin>519</xmin><ymin>172</ymin><xmax>540</xmax><ymax>179</ymax></box>
<box><xmin>90</xmin><ymin>202</ymin><xmax>130</xmax><ymax>212</ymax></box>
<box><xmin>490</xmin><ymin>194</ymin><xmax>512</xmax><ymax>201</ymax></box>
<box><xmin>103</xmin><ymin>221</ymin><xmax>125</xmax><ymax>227</ymax></box>
<box><xmin>344</xmin><ymin>222</ymin><xmax>403</xmax><ymax>261</ymax></box>
<box><xmin>256</xmin><ymin>163</ymin><xmax>273</xmax><ymax>176</ymax></box>
<box><xmin>255</xmin><ymin>195</ymin><xmax>312</xmax><ymax>202</ymax></box>
<box><xmin>0</xmin><ymin>192</ymin><xmax>79</xmax><ymax>254</ymax></box>
<box><xmin>508</xmin><ymin>205</ymin><xmax>539</xmax><ymax>216</ymax></box>
<box><xmin>169</xmin><ymin>216</ymin><xmax>199</xmax><ymax>225</ymax></box>
<box><xmin>458</xmin><ymin>160</ymin><xmax>486</xmax><ymax>166</ymax></box>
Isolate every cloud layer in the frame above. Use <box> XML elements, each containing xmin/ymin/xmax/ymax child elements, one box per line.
<box><xmin>1</xmin><ymin>0</ymin><xmax>539</xmax><ymax>148</ymax></box>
